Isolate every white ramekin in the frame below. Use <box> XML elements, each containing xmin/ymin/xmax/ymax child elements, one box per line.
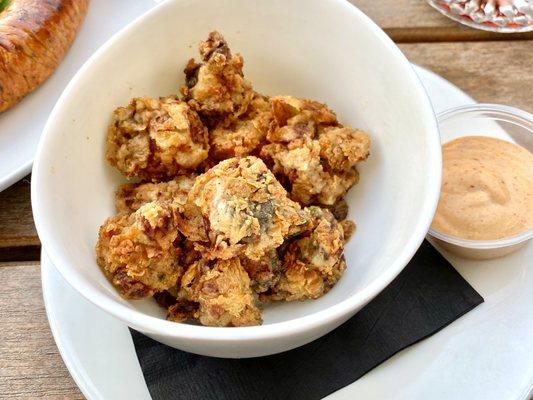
<box><xmin>428</xmin><ymin>104</ymin><xmax>533</xmax><ymax>260</ymax></box>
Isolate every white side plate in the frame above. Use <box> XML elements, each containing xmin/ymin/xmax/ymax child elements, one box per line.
<box><xmin>42</xmin><ymin>65</ymin><xmax>533</xmax><ymax>400</ymax></box>
<box><xmin>0</xmin><ymin>0</ymin><xmax>157</xmax><ymax>192</ymax></box>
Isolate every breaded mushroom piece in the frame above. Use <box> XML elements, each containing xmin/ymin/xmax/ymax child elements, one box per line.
<box><xmin>318</xmin><ymin>126</ymin><xmax>371</xmax><ymax>171</ymax></box>
<box><xmin>153</xmin><ymin>289</ymin><xmax>200</xmax><ymax>323</ymax></box>
<box><xmin>106</xmin><ymin>96</ymin><xmax>209</xmax><ymax>181</ymax></box>
<box><xmin>261</xmin><ymin>96</ymin><xmax>370</xmax><ymax>205</ymax></box>
<box><xmin>262</xmin><ymin>139</ymin><xmax>359</xmax><ymax>205</ymax></box>
<box><xmin>182</xmin><ymin>31</ymin><xmax>254</xmax><ymax>120</ymax></box>
<box><xmin>267</xmin><ymin>96</ymin><xmax>338</xmax><ymax>138</ymax></box>
<box><xmin>115</xmin><ymin>174</ymin><xmax>197</xmax><ymax>214</ymax></box>
<box><xmin>180</xmin><ymin>258</ymin><xmax>261</xmax><ymax>327</ymax></box>
<box><xmin>95</xmin><ymin>202</ymin><xmax>182</xmax><ymax>299</ymax></box>
<box><xmin>240</xmin><ymin>250</ymin><xmax>282</xmax><ymax>293</ymax></box>
<box><xmin>184</xmin><ymin>156</ymin><xmax>308</xmax><ymax>261</ymax></box>
<box><xmin>209</xmin><ymin>93</ymin><xmax>273</xmax><ymax>161</ymax></box>
<box><xmin>261</xmin><ymin>206</ymin><xmax>349</xmax><ymax>302</ymax></box>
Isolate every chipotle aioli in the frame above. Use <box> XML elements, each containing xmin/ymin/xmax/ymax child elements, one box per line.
<box><xmin>431</xmin><ymin>136</ymin><xmax>533</xmax><ymax>240</ymax></box>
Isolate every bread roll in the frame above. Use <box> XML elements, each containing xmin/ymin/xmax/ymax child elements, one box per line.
<box><xmin>0</xmin><ymin>0</ymin><xmax>88</xmax><ymax>112</ymax></box>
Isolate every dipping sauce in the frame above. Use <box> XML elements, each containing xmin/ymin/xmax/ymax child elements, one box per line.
<box><xmin>431</xmin><ymin>136</ymin><xmax>533</xmax><ymax>240</ymax></box>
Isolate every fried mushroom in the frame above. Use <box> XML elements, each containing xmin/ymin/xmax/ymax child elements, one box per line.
<box><xmin>240</xmin><ymin>250</ymin><xmax>282</xmax><ymax>293</ymax></box>
<box><xmin>95</xmin><ymin>202</ymin><xmax>182</xmax><ymax>299</ymax></box>
<box><xmin>184</xmin><ymin>156</ymin><xmax>308</xmax><ymax>261</ymax></box>
<box><xmin>154</xmin><ymin>290</ymin><xmax>200</xmax><ymax>323</ymax></box>
<box><xmin>261</xmin><ymin>206</ymin><xmax>349</xmax><ymax>302</ymax></box>
<box><xmin>261</xmin><ymin>96</ymin><xmax>370</xmax><ymax>206</ymax></box>
<box><xmin>180</xmin><ymin>258</ymin><xmax>261</xmax><ymax>327</ymax></box>
<box><xmin>318</xmin><ymin>126</ymin><xmax>370</xmax><ymax>171</ymax></box>
<box><xmin>115</xmin><ymin>174</ymin><xmax>197</xmax><ymax>214</ymax></box>
<box><xmin>106</xmin><ymin>96</ymin><xmax>209</xmax><ymax>181</ymax></box>
<box><xmin>182</xmin><ymin>31</ymin><xmax>254</xmax><ymax>120</ymax></box>
<box><xmin>209</xmin><ymin>93</ymin><xmax>273</xmax><ymax>161</ymax></box>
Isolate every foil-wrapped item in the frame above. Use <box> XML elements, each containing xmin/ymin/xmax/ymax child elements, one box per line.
<box><xmin>427</xmin><ymin>0</ymin><xmax>533</xmax><ymax>32</ymax></box>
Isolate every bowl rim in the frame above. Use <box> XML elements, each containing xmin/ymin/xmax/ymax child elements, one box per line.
<box><xmin>31</xmin><ymin>0</ymin><xmax>442</xmax><ymax>342</ymax></box>
<box><xmin>428</xmin><ymin>103</ymin><xmax>533</xmax><ymax>250</ymax></box>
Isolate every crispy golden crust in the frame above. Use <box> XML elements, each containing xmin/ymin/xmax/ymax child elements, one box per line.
<box><xmin>153</xmin><ymin>291</ymin><xmax>199</xmax><ymax>323</ymax></box>
<box><xmin>115</xmin><ymin>174</ymin><xmax>197</xmax><ymax>214</ymax></box>
<box><xmin>95</xmin><ymin>202</ymin><xmax>182</xmax><ymax>299</ymax></box>
<box><xmin>325</xmin><ymin>198</ymin><xmax>349</xmax><ymax>221</ymax></box>
<box><xmin>240</xmin><ymin>250</ymin><xmax>281</xmax><ymax>293</ymax></box>
<box><xmin>174</xmin><ymin>202</ymin><xmax>210</xmax><ymax>243</ymax></box>
<box><xmin>261</xmin><ymin>96</ymin><xmax>370</xmax><ymax>205</ymax></box>
<box><xmin>209</xmin><ymin>93</ymin><xmax>273</xmax><ymax>161</ymax></box>
<box><xmin>0</xmin><ymin>0</ymin><xmax>88</xmax><ymax>112</ymax></box>
<box><xmin>184</xmin><ymin>156</ymin><xmax>308</xmax><ymax>261</ymax></box>
<box><xmin>167</xmin><ymin>299</ymin><xmax>200</xmax><ymax>323</ymax></box>
<box><xmin>261</xmin><ymin>207</ymin><xmax>349</xmax><ymax>302</ymax></box>
<box><xmin>318</xmin><ymin>126</ymin><xmax>370</xmax><ymax>171</ymax></box>
<box><xmin>181</xmin><ymin>31</ymin><xmax>254</xmax><ymax>120</ymax></box>
<box><xmin>269</xmin><ymin>95</ymin><xmax>337</xmax><ymax>132</ymax></box>
<box><xmin>106</xmin><ymin>96</ymin><xmax>209</xmax><ymax>181</ymax></box>
<box><xmin>340</xmin><ymin>220</ymin><xmax>356</xmax><ymax>242</ymax></box>
<box><xmin>180</xmin><ymin>258</ymin><xmax>261</xmax><ymax>327</ymax></box>
<box><xmin>261</xmin><ymin>139</ymin><xmax>359</xmax><ymax>205</ymax></box>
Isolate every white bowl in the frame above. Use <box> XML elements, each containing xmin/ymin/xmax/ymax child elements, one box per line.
<box><xmin>32</xmin><ymin>0</ymin><xmax>441</xmax><ymax>358</ymax></box>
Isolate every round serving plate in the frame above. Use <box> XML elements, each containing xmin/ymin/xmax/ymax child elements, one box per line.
<box><xmin>0</xmin><ymin>0</ymin><xmax>158</xmax><ymax>192</ymax></box>
<box><xmin>42</xmin><ymin>64</ymin><xmax>533</xmax><ymax>400</ymax></box>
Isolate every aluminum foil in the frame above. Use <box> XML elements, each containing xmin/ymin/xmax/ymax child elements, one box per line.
<box><xmin>427</xmin><ymin>0</ymin><xmax>533</xmax><ymax>32</ymax></box>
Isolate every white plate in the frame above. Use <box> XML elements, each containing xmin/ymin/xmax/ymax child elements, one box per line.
<box><xmin>41</xmin><ymin>65</ymin><xmax>533</xmax><ymax>400</ymax></box>
<box><xmin>0</xmin><ymin>0</ymin><xmax>157</xmax><ymax>192</ymax></box>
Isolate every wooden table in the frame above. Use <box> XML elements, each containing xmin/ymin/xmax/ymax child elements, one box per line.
<box><xmin>1</xmin><ymin>2</ymin><xmax>532</xmax><ymax>398</ymax></box>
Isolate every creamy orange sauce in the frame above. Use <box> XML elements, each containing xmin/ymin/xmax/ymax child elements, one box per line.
<box><xmin>431</xmin><ymin>136</ymin><xmax>533</xmax><ymax>240</ymax></box>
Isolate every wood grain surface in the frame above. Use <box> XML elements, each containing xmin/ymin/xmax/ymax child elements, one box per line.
<box><xmin>352</xmin><ymin>0</ymin><xmax>456</xmax><ymax>28</ymax></box>
<box><xmin>0</xmin><ymin>177</ymin><xmax>39</xmax><ymax>262</ymax></box>
<box><xmin>0</xmin><ymin>263</ymin><xmax>83</xmax><ymax>399</ymax></box>
<box><xmin>400</xmin><ymin>41</ymin><xmax>533</xmax><ymax>112</ymax></box>
<box><xmin>1</xmin><ymin>2</ymin><xmax>532</xmax><ymax>399</ymax></box>
<box><xmin>349</xmin><ymin>0</ymin><xmax>533</xmax><ymax>42</ymax></box>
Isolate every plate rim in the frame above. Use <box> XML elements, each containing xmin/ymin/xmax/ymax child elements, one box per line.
<box><xmin>41</xmin><ymin>255</ymin><xmax>108</xmax><ymax>400</ymax></box>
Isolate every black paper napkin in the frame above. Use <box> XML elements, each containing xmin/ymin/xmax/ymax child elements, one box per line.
<box><xmin>131</xmin><ymin>240</ymin><xmax>483</xmax><ymax>400</ymax></box>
